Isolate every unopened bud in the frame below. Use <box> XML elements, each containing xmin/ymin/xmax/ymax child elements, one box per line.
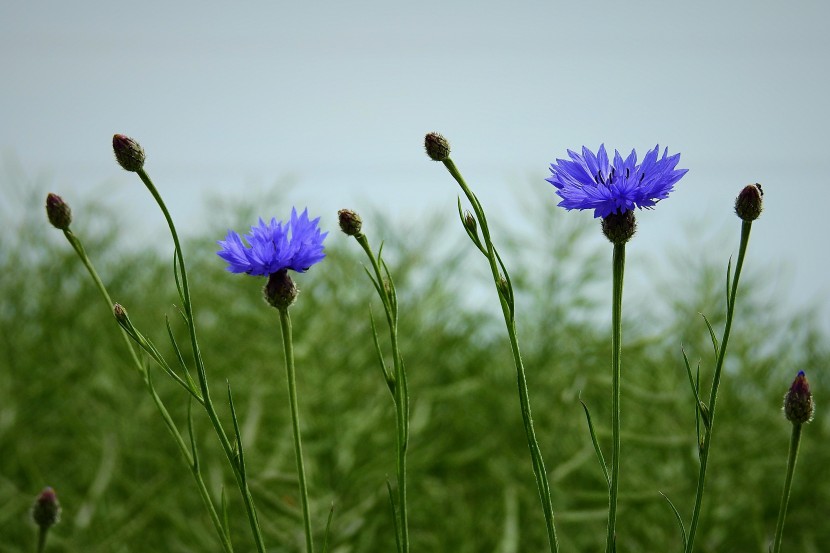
<box><xmin>31</xmin><ymin>487</ymin><xmax>61</xmax><ymax>530</ymax></box>
<box><xmin>424</xmin><ymin>132</ymin><xmax>450</xmax><ymax>161</ymax></box>
<box><xmin>45</xmin><ymin>193</ymin><xmax>72</xmax><ymax>230</ymax></box>
<box><xmin>113</xmin><ymin>303</ymin><xmax>128</xmax><ymax>324</ymax></box>
<box><xmin>601</xmin><ymin>210</ymin><xmax>637</xmax><ymax>244</ymax></box>
<box><xmin>784</xmin><ymin>370</ymin><xmax>814</xmax><ymax>424</ymax></box>
<box><xmin>337</xmin><ymin>209</ymin><xmax>363</xmax><ymax>237</ymax></box>
<box><xmin>264</xmin><ymin>269</ymin><xmax>298</xmax><ymax>310</ymax></box>
<box><xmin>463</xmin><ymin>210</ymin><xmax>477</xmax><ymax>235</ymax></box>
<box><xmin>735</xmin><ymin>183</ymin><xmax>763</xmax><ymax>221</ymax></box>
<box><xmin>112</xmin><ymin>134</ymin><xmax>146</xmax><ymax>172</ymax></box>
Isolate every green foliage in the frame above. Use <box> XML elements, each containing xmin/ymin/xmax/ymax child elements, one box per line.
<box><xmin>2</xmin><ymin>184</ymin><xmax>828</xmax><ymax>552</ymax></box>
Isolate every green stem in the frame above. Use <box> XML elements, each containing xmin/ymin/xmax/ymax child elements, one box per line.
<box><xmin>355</xmin><ymin>233</ymin><xmax>409</xmax><ymax>553</ymax></box>
<box><xmin>772</xmin><ymin>423</ymin><xmax>803</xmax><ymax>553</ymax></box>
<box><xmin>136</xmin><ymin>167</ymin><xmax>266</xmax><ymax>553</ymax></box>
<box><xmin>442</xmin><ymin>158</ymin><xmax>559</xmax><ymax>553</ymax></box>
<box><xmin>605</xmin><ymin>243</ymin><xmax>625</xmax><ymax>553</ymax></box>
<box><xmin>684</xmin><ymin>220</ymin><xmax>753</xmax><ymax>553</ymax></box>
<box><xmin>62</xmin><ymin>229</ymin><xmax>234</xmax><ymax>553</ymax></box>
<box><xmin>36</xmin><ymin>526</ymin><xmax>47</xmax><ymax>553</ymax></box>
<box><xmin>278</xmin><ymin>308</ymin><xmax>315</xmax><ymax>553</ymax></box>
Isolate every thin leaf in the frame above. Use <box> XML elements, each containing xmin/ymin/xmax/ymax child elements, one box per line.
<box><xmin>227</xmin><ymin>382</ymin><xmax>245</xmax><ymax>483</ymax></box>
<box><xmin>173</xmin><ymin>249</ymin><xmax>187</xmax><ymax>319</ymax></box>
<box><xmin>580</xmin><ymin>399</ymin><xmax>610</xmax><ymax>488</ymax></box>
<box><xmin>369</xmin><ymin>308</ymin><xmax>394</xmax><ymax>392</ymax></box>
<box><xmin>681</xmin><ymin>346</ymin><xmax>704</xmax><ymax>444</ymax></box>
<box><xmin>322</xmin><ymin>502</ymin><xmax>335</xmax><ymax>553</ymax></box>
<box><xmin>700</xmin><ymin>313</ymin><xmax>719</xmax><ymax>358</ymax></box>
<box><xmin>386</xmin><ymin>479</ymin><xmax>402</xmax><ymax>553</ymax></box>
<box><xmin>187</xmin><ymin>397</ymin><xmax>199</xmax><ymax>471</ymax></box>
<box><xmin>726</xmin><ymin>256</ymin><xmax>733</xmax><ymax>310</ymax></box>
<box><xmin>659</xmin><ymin>491</ymin><xmax>688</xmax><ymax>549</ymax></box>
<box><xmin>166</xmin><ymin>316</ymin><xmax>201</xmax><ymax>399</ymax></box>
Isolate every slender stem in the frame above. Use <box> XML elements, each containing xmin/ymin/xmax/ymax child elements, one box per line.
<box><xmin>684</xmin><ymin>220</ymin><xmax>753</xmax><ymax>553</ymax></box>
<box><xmin>772</xmin><ymin>423</ymin><xmax>803</xmax><ymax>553</ymax></box>
<box><xmin>36</xmin><ymin>527</ymin><xmax>47</xmax><ymax>553</ymax></box>
<box><xmin>355</xmin><ymin>234</ymin><xmax>409</xmax><ymax>553</ymax></box>
<box><xmin>62</xmin><ymin>229</ymin><xmax>234</xmax><ymax>553</ymax></box>
<box><xmin>136</xmin><ymin>167</ymin><xmax>266</xmax><ymax>553</ymax></box>
<box><xmin>442</xmin><ymin>158</ymin><xmax>559</xmax><ymax>553</ymax></box>
<box><xmin>278</xmin><ymin>308</ymin><xmax>314</xmax><ymax>553</ymax></box>
<box><xmin>605</xmin><ymin>244</ymin><xmax>625</xmax><ymax>553</ymax></box>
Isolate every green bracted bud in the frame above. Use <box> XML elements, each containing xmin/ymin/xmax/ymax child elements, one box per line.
<box><xmin>424</xmin><ymin>132</ymin><xmax>450</xmax><ymax>161</ymax></box>
<box><xmin>337</xmin><ymin>209</ymin><xmax>363</xmax><ymax>237</ymax></box>
<box><xmin>463</xmin><ymin>210</ymin><xmax>478</xmax><ymax>236</ymax></box>
<box><xmin>735</xmin><ymin>183</ymin><xmax>763</xmax><ymax>221</ymax></box>
<box><xmin>264</xmin><ymin>269</ymin><xmax>298</xmax><ymax>310</ymax></box>
<box><xmin>601</xmin><ymin>210</ymin><xmax>637</xmax><ymax>245</ymax></box>
<box><xmin>31</xmin><ymin>487</ymin><xmax>61</xmax><ymax>530</ymax></box>
<box><xmin>45</xmin><ymin>193</ymin><xmax>72</xmax><ymax>230</ymax></box>
<box><xmin>112</xmin><ymin>134</ymin><xmax>146</xmax><ymax>172</ymax></box>
<box><xmin>784</xmin><ymin>370</ymin><xmax>814</xmax><ymax>424</ymax></box>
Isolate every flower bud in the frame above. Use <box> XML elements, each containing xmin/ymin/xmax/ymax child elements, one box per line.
<box><xmin>45</xmin><ymin>193</ymin><xmax>72</xmax><ymax>230</ymax></box>
<box><xmin>424</xmin><ymin>132</ymin><xmax>450</xmax><ymax>161</ymax></box>
<box><xmin>264</xmin><ymin>269</ymin><xmax>298</xmax><ymax>310</ymax></box>
<box><xmin>601</xmin><ymin>210</ymin><xmax>637</xmax><ymax>244</ymax></box>
<box><xmin>31</xmin><ymin>487</ymin><xmax>61</xmax><ymax>530</ymax></box>
<box><xmin>784</xmin><ymin>370</ymin><xmax>814</xmax><ymax>424</ymax></box>
<box><xmin>337</xmin><ymin>209</ymin><xmax>363</xmax><ymax>237</ymax></box>
<box><xmin>113</xmin><ymin>303</ymin><xmax>128</xmax><ymax>324</ymax></box>
<box><xmin>112</xmin><ymin>134</ymin><xmax>146</xmax><ymax>172</ymax></box>
<box><xmin>735</xmin><ymin>183</ymin><xmax>763</xmax><ymax>221</ymax></box>
<box><xmin>463</xmin><ymin>210</ymin><xmax>477</xmax><ymax>235</ymax></box>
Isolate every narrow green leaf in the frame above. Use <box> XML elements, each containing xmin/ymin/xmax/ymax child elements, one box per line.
<box><xmin>187</xmin><ymin>397</ymin><xmax>199</xmax><ymax>471</ymax></box>
<box><xmin>700</xmin><ymin>313</ymin><xmax>719</xmax><ymax>358</ymax></box>
<box><xmin>368</xmin><ymin>308</ymin><xmax>394</xmax><ymax>392</ymax></box>
<box><xmin>322</xmin><ymin>502</ymin><xmax>335</xmax><ymax>553</ymax></box>
<box><xmin>580</xmin><ymin>399</ymin><xmax>610</xmax><ymax>488</ymax></box>
<box><xmin>227</xmin><ymin>382</ymin><xmax>246</xmax><ymax>483</ymax></box>
<box><xmin>659</xmin><ymin>491</ymin><xmax>688</xmax><ymax>549</ymax></box>
<box><xmin>165</xmin><ymin>316</ymin><xmax>200</xmax><ymax>398</ymax></box>
<box><xmin>386</xmin><ymin>479</ymin><xmax>403</xmax><ymax>553</ymax></box>
<box><xmin>726</xmin><ymin>256</ymin><xmax>733</xmax><ymax>310</ymax></box>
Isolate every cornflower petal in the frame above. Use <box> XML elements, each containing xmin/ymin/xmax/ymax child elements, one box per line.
<box><xmin>546</xmin><ymin>144</ymin><xmax>688</xmax><ymax>218</ymax></box>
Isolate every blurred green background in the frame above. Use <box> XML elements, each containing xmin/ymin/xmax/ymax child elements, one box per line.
<box><xmin>1</xmin><ymin>175</ymin><xmax>828</xmax><ymax>553</ymax></box>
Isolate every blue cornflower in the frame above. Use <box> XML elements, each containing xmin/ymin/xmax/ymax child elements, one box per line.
<box><xmin>546</xmin><ymin>144</ymin><xmax>688</xmax><ymax>218</ymax></box>
<box><xmin>217</xmin><ymin>208</ymin><xmax>327</xmax><ymax>276</ymax></box>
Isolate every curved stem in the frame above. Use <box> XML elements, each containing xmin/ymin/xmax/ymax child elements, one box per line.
<box><xmin>772</xmin><ymin>423</ymin><xmax>803</xmax><ymax>553</ymax></box>
<box><xmin>685</xmin><ymin>220</ymin><xmax>753</xmax><ymax>552</ymax></box>
<box><xmin>278</xmin><ymin>308</ymin><xmax>315</xmax><ymax>553</ymax></box>
<box><xmin>355</xmin><ymin>234</ymin><xmax>409</xmax><ymax>553</ymax></box>
<box><xmin>443</xmin><ymin>158</ymin><xmax>559</xmax><ymax>553</ymax></box>
<box><xmin>62</xmin><ymin>229</ymin><xmax>233</xmax><ymax>552</ymax></box>
<box><xmin>136</xmin><ymin>167</ymin><xmax>266</xmax><ymax>552</ymax></box>
<box><xmin>605</xmin><ymin>243</ymin><xmax>625</xmax><ymax>553</ymax></box>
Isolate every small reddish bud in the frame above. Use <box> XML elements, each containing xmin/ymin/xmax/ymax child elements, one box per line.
<box><xmin>784</xmin><ymin>370</ymin><xmax>814</xmax><ymax>424</ymax></box>
<box><xmin>112</xmin><ymin>134</ymin><xmax>146</xmax><ymax>172</ymax></box>
<box><xmin>45</xmin><ymin>193</ymin><xmax>72</xmax><ymax>230</ymax></box>
<box><xmin>31</xmin><ymin>487</ymin><xmax>61</xmax><ymax>530</ymax></box>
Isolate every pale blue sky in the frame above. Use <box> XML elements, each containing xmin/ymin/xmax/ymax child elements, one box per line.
<box><xmin>2</xmin><ymin>0</ymin><xmax>828</xmax><ymax>329</ymax></box>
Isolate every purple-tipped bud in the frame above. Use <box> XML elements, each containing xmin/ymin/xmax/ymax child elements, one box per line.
<box><xmin>784</xmin><ymin>370</ymin><xmax>814</xmax><ymax>424</ymax></box>
<box><xmin>601</xmin><ymin>210</ymin><xmax>637</xmax><ymax>245</ymax></box>
<box><xmin>424</xmin><ymin>132</ymin><xmax>450</xmax><ymax>161</ymax></box>
<box><xmin>31</xmin><ymin>487</ymin><xmax>61</xmax><ymax>530</ymax></box>
<box><xmin>463</xmin><ymin>210</ymin><xmax>477</xmax><ymax>235</ymax></box>
<box><xmin>337</xmin><ymin>209</ymin><xmax>363</xmax><ymax>237</ymax></box>
<box><xmin>112</xmin><ymin>134</ymin><xmax>146</xmax><ymax>172</ymax></box>
<box><xmin>45</xmin><ymin>193</ymin><xmax>72</xmax><ymax>230</ymax></box>
<box><xmin>264</xmin><ymin>269</ymin><xmax>298</xmax><ymax>310</ymax></box>
<box><xmin>735</xmin><ymin>183</ymin><xmax>763</xmax><ymax>221</ymax></box>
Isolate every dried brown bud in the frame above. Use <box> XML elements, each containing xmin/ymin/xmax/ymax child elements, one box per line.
<box><xmin>735</xmin><ymin>183</ymin><xmax>763</xmax><ymax>221</ymax></box>
<box><xmin>424</xmin><ymin>132</ymin><xmax>450</xmax><ymax>161</ymax></box>
<box><xmin>337</xmin><ymin>209</ymin><xmax>363</xmax><ymax>236</ymax></box>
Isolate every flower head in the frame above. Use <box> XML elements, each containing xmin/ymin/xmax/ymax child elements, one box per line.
<box><xmin>217</xmin><ymin>208</ymin><xmax>327</xmax><ymax>276</ymax></box>
<box><xmin>784</xmin><ymin>370</ymin><xmax>814</xmax><ymax>424</ymax></box>
<box><xmin>32</xmin><ymin>487</ymin><xmax>61</xmax><ymax>530</ymax></box>
<box><xmin>546</xmin><ymin>144</ymin><xmax>688</xmax><ymax>218</ymax></box>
